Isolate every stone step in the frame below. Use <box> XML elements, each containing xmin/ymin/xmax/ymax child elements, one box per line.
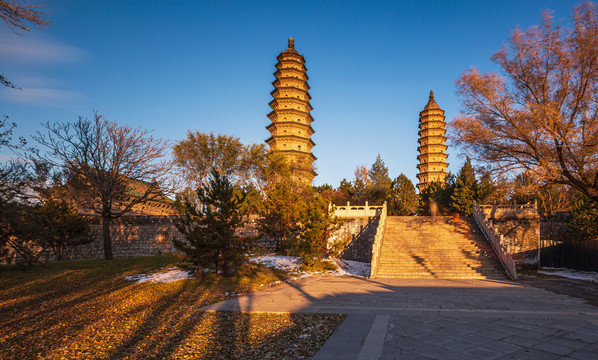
<box><xmin>377</xmin><ymin>259</ymin><xmax>500</xmax><ymax>265</ymax></box>
<box><xmin>377</xmin><ymin>263</ymin><xmax>499</xmax><ymax>267</ymax></box>
<box><xmin>374</xmin><ymin>275</ymin><xmax>504</xmax><ymax>279</ymax></box>
<box><xmin>376</xmin><ymin>271</ymin><xmax>505</xmax><ymax>276</ymax></box>
<box><xmin>374</xmin><ymin>216</ymin><xmax>506</xmax><ymax>280</ymax></box>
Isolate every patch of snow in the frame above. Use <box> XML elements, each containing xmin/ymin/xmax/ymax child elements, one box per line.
<box><xmin>538</xmin><ymin>267</ymin><xmax>598</xmax><ymax>283</ymax></box>
<box><xmin>250</xmin><ymin>254</ymin><xmax>371</xmax><ymax>280</ymax></box>
<box><xmin>298</xmin><ymin>333</ymin><xmax>310</xmax><ymax>339</ymax></box>
<box><xmin>250</xmin><ymin>255</ymin><xmax>302</xmax><ymax>271</ymax></box>
<box><xmin>333</xmin><ymin>259</ymin><xmax>371</xmax><ymax>277</ymax></box>
<box><xmin>124</xmin><ymin>267</ymin><xmax>192</xmax><ymax>284</ymax></box>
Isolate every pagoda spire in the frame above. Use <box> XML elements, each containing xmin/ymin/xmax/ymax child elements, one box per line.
<box><xmin>265</xmin><ymin>38</ymin><xmax>316</xmax><ymax>185</ymax></box>
<box><xmin>417</xmin><ymin>90</ymin><xmax>449</xmax><ymax>192</ymax></box>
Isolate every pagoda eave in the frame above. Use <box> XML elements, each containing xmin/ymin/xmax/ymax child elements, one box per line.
<box><xmin>274</xmin><ymin>149</ymin><xmax>317</xmax><ymax>161</ymax></box>
<box><xmin>271</xmin><ymin>79</ymin><xmax>310</xmax><ymax>91</ymax></box>
<box><xmin>267</xmin><ymin>109</ymin><xmax>314</xmax><ymax>121</ymax></box>
<box><xmin>416</xmin><ymin>163</ymin><xmax>450</xmax><ymax>170</ymax></box>
<box><xmin>417</xmin><ymin>152</ymin><xmax>449</xmax><ymax>158</ymax></box>
<box><xmin>265</xmin><ymin>135</ymin><xmax>315</xmax><ymax>147</ymax></box>
<box><xmin>266</xmin><ymin>122</ymin><xmax>314</xmax><ymax>135</ymax></box>
<box><xmin>417</xmin><ymin>132</ymin><xmax>447</xmax><ymax>139</ymax></box>
<box><xmin>270</xmin><ymin>87</ymin><xmax>312</xmax><ymax>100</ymax></box>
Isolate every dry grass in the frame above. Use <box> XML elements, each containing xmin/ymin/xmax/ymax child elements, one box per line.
<box><xmin>0</xmin><ymin>256</ymin><xmax>345</xmax><ymax>359</ymax></box>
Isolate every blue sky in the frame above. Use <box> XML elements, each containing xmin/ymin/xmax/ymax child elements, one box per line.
<box><xmin>0</xmin><ymin>0</ymin><xmax>578</xmax><ymax>187</ymax></box>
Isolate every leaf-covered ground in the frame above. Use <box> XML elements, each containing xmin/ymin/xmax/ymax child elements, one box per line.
<box><xmin>0</xmin><ymin>256</ymin><xmax>345</xmax><ymax>359</ymax></box>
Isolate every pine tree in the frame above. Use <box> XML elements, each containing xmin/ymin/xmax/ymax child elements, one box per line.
<box><xmin>419</xmin><ymin>176</ymin><xmax>454</xmax><ymax>215</ymax></box>
<box><xmin>450</xmin><ymin>158</ymin><xmax>477</xmax><ymax>215</ymax></box>
<box><xmin>256</xmin><ymin>181</ymin><xmax>304</xmax><ymax>252</ymax></box>
<box><xmin>351</xmin><ymin>165</ymin><xmax>371</xmax><ymax>204</ymax></box>
<box><xmin>368</xmin><ymin>154</ymin><xmax>392</xmax><ymax>204</ymax></box>
<box><xmin>476</xmin><ymin>173</ymin><xmax>494</xmax><ymax>204</ymax></box>
<box><xmin>294</xmin><ymin>195</ymin><xmax>342</xmax><ymax>267</ymax></box>
<box><xmin>390</xmin><ymin>174</ymin><xmax>419</xmax><ymax>216</ymax></box>
<box><xmin>28</xmin><ymin>198</ymin><xmax>93</xmax><ymax>260</ymax></box>
<box><xmin>174</xmin><ymin>170</ymin><xmax>248</xmax><ymax>278</ymax></box>
<box><xmin>338</xmin><ymin>178</ymin><xmax>353</xmax><ymax>199</ymax></box>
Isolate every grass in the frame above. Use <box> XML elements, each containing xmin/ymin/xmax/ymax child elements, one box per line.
<box><xmin>0</xmin><ymin>256</ymin><xmax>345</xmax><ymax>359</ymax></box>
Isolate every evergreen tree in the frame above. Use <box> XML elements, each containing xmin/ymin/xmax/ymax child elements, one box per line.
<box><xmin>256</xmin><ymin>181</ymin><xmax>304</xmax><ymax>252</ymax></box>
<box><xmin>174</xmin><ymin>170</ymin><xmax>248</xmax><ymax>278</ymax></box>
<box><xmin>389</xmin><ymin>174</ymin><xmax>419</xmax><ymax>216</ymax></box>
<box><xmin>293</xmin><ymin>195</ymin><xmax>342</xmax><ymax>267</ymax></box>
<box><xmin>450</xmin><ymin>158</ymin><xmax>477</xmax><ymax>215</ymax></box>
<box><xmin>351</xmin><ymin>165</ymin><xmax>370</xmax><ymax>204</ymax></box>
<box><xmin>28</xmin><ymin>199</ymin><xmax>93</xmax><ymax>260</ymax></box>
<box><xmin>337</xmin><ymin>178</ymin><xmax>353</xmax><ymax>203</ymax></box>
<box><xmin>368</xmin><ymin>154</ymin><xmax>392</xmax><ymax>204</ymax></box>
<box><xmin>568</xmin><ymin>193</ymin><xmax>598</xmax><ymax>239</ymax></box>
<box><xmin>476</xmin><ymin>173</ymin><xmax>494</xmax><ymax>204</ymax></box>
<box><xmin>419</xmin><ymin>177</ymin><xmax>454</xmax><ymax>215</ymax></box>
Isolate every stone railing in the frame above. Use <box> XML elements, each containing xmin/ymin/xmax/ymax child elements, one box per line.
<box><xmin>473</xmin><ymin>201</ymin><xmax>517</xmax><ymax>280</ymax></box>
<box><xmin>478</xmin><ymin>201</ymin><xmax>538</xmax><ymax>219</ymax></box>
<box><xmin>369</xmin><ymin>201</ymin><xmax>387</xmax><ymax>278</ymax></box>
<box><xmin>331</xmin><ymin>201</ymin><xmax>384</xmax><ymax>218</ymax></box>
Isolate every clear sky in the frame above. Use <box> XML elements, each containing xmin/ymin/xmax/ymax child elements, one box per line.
<box><xmin>0</xmin><ymin>0</ymin><xmax>578</xmax><ymax>187</ymax></box>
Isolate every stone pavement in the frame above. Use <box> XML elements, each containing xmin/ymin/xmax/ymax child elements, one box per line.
<box><xmin>199</xmin><ymin>276</ymin><xmax>598</xmax><ymax>359</ymax></box>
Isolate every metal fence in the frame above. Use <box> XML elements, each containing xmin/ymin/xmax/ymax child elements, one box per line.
<box><xmin>540</xmin><ymin>239</ymin><xmax>598</xmax><ymax>271</ymax></box>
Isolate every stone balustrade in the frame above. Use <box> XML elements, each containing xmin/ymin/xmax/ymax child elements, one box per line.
<box><xmin>369</xmin><ymin>202</ymin><xmax>387</xmax><ymax>278</ymax></box>
<box><xmin>331</xmin><ymin>201</ymin><xmax>385</xmax><ymax>218</ymax></box>
<box><xmin>478</xmin><ymin>201</ymin><xmax>539</xmax><ymax>219</ymax></box>
<box><xmin>473</xmin><ymin>201</ymin><xmax>518</xmax><ymax>279</ymax></box>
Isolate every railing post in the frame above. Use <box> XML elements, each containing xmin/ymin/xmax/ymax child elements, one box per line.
<box><xmin>346</xmin><ymin>201</ymin><xmax>350</xmax><ymax>217</ymax></box>
<box><xmin>365</xmin><ymin>201</ymin><xmax>368</xmax><ymax>216</ymax></box>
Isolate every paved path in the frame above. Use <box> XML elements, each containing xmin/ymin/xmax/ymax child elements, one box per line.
<box><xmin>199</xmin><ymin>276</ymin><xmax>598</xmax><ymax>359</ymax></box>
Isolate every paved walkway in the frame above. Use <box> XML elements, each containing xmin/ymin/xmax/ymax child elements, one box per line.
<box><xmin>199</xmin><ymin>276</ymin><xmax>598</xmax><ymax>359</ymax></box>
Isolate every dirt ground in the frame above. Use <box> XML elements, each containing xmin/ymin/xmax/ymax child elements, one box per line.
<box><xmin>517</xmin><ymin>273</ymin><xmax>598</xmax><ymax>307</ymax></box>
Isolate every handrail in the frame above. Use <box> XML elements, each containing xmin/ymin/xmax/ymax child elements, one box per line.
<box><xmin>473</xmin><ymin>201</ymin><xmax>517</xmax><ymax>280</ymax></box>
<box><xmin>369</xmin><ymin>201</ymin><xmax>387</xmax><ymax>278</ymax></box>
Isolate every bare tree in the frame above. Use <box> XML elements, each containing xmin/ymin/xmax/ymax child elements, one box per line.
<box><xmin>1</xmin><ymin>0</ymin><xmax>51</xmax><ymax>88</ymax></box>
<box><xmin>451</xmin><ymin>3</ymin><xmax>598</xmax><ymax>202</ymax></box>
<box><xmin>0</xmin><ymin>0</ymin><xmax>50</xmax><ymax>33</ymax></box>
<box><xmin>33</xmin><ymin>111</ymin><xmax>175</xmax><ymax>260</ymax></box>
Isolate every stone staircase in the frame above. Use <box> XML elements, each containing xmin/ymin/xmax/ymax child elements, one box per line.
<box><xmin>375</xmin><ymin>216</ymin><xmax>506</xmax><ymax>279</ymax></box>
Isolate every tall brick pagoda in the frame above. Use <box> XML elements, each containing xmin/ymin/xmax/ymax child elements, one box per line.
<box><xmin>417</xmin><ymin>90</ymin><xmax>449</xmax><ymax>192</ymax></box>
<box><xmin>265</xmin><ymin>37</ymin><xmax>317</xmax><ymax>185</ymax></box>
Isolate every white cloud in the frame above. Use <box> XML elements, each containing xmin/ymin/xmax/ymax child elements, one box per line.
<box><xmin>0</xmin><ymin>35</ymin><xmax>86</xmax><ymax>64</ymax></box>
<box><xmin>0</xmin><ymin>86</ymin><xmax>83</xmax><ymax>105</ymax></box>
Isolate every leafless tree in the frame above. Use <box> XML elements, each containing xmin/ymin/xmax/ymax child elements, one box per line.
<box><xmin>1</xmin><ymin>0</ymin><xmax>51</xmax><ymax>88</ymax></box>
<box><xmin>451</xmin><ymin>3</ymin><xmax>598</xmax><ymax>202</ymax></box>
<box><xmin>1</xmin><ymin>0</ymin><xmax>49</xmax><ymax>33</ymax></box>
<box><xmin>33</xmin><ymin>111</ymin><xmax>175</xmax><ymax>260</ymax></box>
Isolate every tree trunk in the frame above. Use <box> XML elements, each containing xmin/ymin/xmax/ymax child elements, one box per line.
<box><xmin>194</xmin><ymin>263</ymin><xmax>203</xmax><ymax>281</ymax></box>
<box><xmin>102</xmin><ymin>216</ymin><xmax>113</xmax><ymax>260</ymax></box>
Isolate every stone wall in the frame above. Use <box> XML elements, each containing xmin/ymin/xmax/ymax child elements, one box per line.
<box><xmin>3</xmin><ymin>213</ymin><xmax>379</xmax><ymax>264</ymax></box>
<box><xmin>482</xmin><ymin>204</ymin><xmax>540</xmax><ymax>270</ymax></box>
<box><xmin>329</xmin><ymin>217</ymin><xmax>379</xmax><ymax>263</ymax></box>
<box><xmin>540</xmin><ymin>214</ymin><xmax>573</xmax><ymax>243</ymax></box>
<box><xmin>6</xmin><ymin>215</ymin><xmax>185</xmax><ymax>263</ymax></box>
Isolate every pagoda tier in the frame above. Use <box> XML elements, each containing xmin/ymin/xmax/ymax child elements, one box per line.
<box><xmin>417</xmin><ymin>90</ymin><xmax>449</xmax><ymax>192</ymax></box>
<box><xmin>266</xmin><ymin>38</ymin><xmax>317</xmax><ymax>185</ymax></box>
